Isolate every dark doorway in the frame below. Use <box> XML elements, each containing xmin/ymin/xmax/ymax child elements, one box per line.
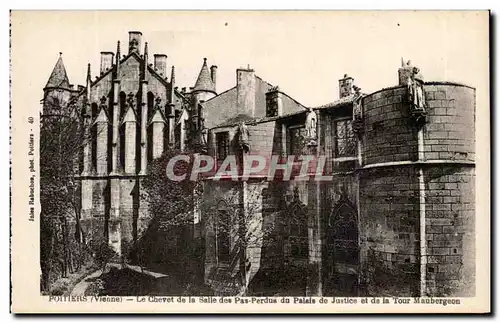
<box><xmin>323</xmin><ymin>195</ymin><xmax>359</xmax><ymax>296</ymax></box>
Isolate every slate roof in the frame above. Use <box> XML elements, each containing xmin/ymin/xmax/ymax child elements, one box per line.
<box><xmin>45</xmin><ymin>55</ymin><xmax>71</xmax><ymax>89</ymax></box>
<box><xmin>313</xmin><ymin>94</ymin><xmax>356</xmax><ymax>110</ymax></box>
<box><xmin>192</xmin><ymin>58</ymin><xmax>216</xmax><ymax>94</ymax></box>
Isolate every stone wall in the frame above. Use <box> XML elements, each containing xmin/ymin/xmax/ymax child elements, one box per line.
<box><xmin>424</xmin><ymin>166</ymin><xmax>475</xmax><ymax>296</ymax></box>
<box><xmin>363</xmin><ymin>86</ymin><xmax>418</xmax><ymax>164</ymax></box>
<box><xmin>422</xmin><ymin>83</ymin><xmax>475</xmax><ymax>162</ymax></box>
<box><xmin>358</xmin><ymin>82</ymin><xmax>475</xmax><ymax>297</ymax></box>
<box><xmin>359</xmin><ymin>166</ymin><xmax>420</xmax><ymax>296</ymax></box>
<box><xmin>421</xmin><ymin>83</ymin><xmax>476</xmax><ymax>296</ymax></box>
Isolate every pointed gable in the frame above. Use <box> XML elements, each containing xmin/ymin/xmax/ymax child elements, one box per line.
<box><xmin>148</xmin><ymin>109</ymin><xmax>166</xmax><ymax>126</ymax></box>
<box><xmin>93</xmin><ymin>108</ymin><xmax>110</xmax><ymax>125</ymax></box>
<box><xmin>45</xmin><ymin>55</ymin><xmax>71</xmax><ymax>89</ymax></box>
<box><xmin>176</xmin><ymin>108</ymin><xmax>189</xmax><ymax>125</ymax></box>
<box><xmin>121</xmin><ymin>106</ymin><xmax>138</xmax><ymax>124</ymax></box>
<box><xmin>193</xmin><ymin>58</ymin><xmax>216</xmax><ymax>94</ymax></box>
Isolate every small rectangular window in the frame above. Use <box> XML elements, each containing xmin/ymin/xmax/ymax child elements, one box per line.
<box><xmin>216</xmin><ymin>132</ymin><xmax>230</xmax><ymax>161</ymax></box>
<box><xmin>288</xmin><ymin>126</ymin><xmax>306</xmax><ymax>156</ymax></box>
<box><xmin>333</xmin><ymin>119</ymin><xmax>356</xmax><ymax>158</ymax></box>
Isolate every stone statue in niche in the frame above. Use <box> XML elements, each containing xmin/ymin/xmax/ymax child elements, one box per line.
<box><xmin>129</xmin><ymin>38</ymin><xmax>139</xmax><ymax>53</ymax></box>
<box><xmin>126</xmin><ymin>92</ymin><xmax>135</xmax><ymax>110</ymax></box>
<box><xmin>154</xmin><ymin>96</ymin><xmax>162</xmax><ymax>111</ymax></box>
<box><xmin>352</xmin><ymin>85</ymin><xmax>364</xmax><ymax>136</ymax></box>
<box><xmin>99</xmin><ymin>96</ymin><xmax>107</xmax><ymax>111</ymax></box>
<box><xmin>304</xmin><ymin>107</ymin><xmax>317</xmax><ymax>145</ymax></box>
<box><xmin>407</xmin><ymin>66</ymin><xmax>427</xmax><ymax>127</ymax></box>
<box><xmin>237</xmin><ymin>121</ymin><xmax>250</xmax><ymax>153</ymax></box>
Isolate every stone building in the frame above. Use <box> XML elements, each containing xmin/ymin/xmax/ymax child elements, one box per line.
<box><xmin>42</xmin><ymin>31</ymin><xmax>475</xmax><ymax>297</ymax></box>
<box><xmin>42</xmin><ymin>31</ymin><xmax>218</xmax><ymax>255</ymax></box>
<box><xmin>200</xmin><ymin>61</ymin><xmax>475</xmax><ymax>297</ymax></box>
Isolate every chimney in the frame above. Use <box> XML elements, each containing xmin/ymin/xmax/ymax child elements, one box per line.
<box><xmin>128</xmin><ymin>31</ymin><xmax>142</xmax><ymax>54</ymax></box>
<box><xmin>339</xmin><ymin>74</ymin><xmax>354</xmax><ymax>98</ymax></box>
<box><xmin>210</xmin><ymin>65</ymin><xmax>217</xmax><ymax>89</ymax></box>
<box><xmin>154</xmin><ymin>54</ymin><xmax>167</xmax><ymax>77</ymax></box>
<box><xmin>265</xmin><ymin>86</ymin><xmax>283</xmax><ymax>117</ymax></box>
<box><xmin>236</xmin><ymin>67</ymin><xmax>256</xmax><ymax>117</ymax></box>
<box><xmin>100</xmin><ymin>52</ymin><xmax>114</xmax><ymax>74</ymax></box>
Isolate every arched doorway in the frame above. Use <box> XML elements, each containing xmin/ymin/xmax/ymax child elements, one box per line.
<box><xmin>323</xmin><ymin>194</ymin><xmax>359</xmax><ymax>296</ymax></box>
<box><xmin>280</xmin><ymin>188</ymin><xmax>308</xmax><ymax>295</ymax></box>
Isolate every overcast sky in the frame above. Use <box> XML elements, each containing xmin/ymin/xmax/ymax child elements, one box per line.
<box><xmin>12</xmin><ymin>11</ymin><xmax>488</xmax><ymax>108</ymax></box>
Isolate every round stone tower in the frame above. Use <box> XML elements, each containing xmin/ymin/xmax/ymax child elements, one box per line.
<box><xmin>358</xmin><ymin>62</ymin><xmax>475</xmax><ymax>297</ymax></box>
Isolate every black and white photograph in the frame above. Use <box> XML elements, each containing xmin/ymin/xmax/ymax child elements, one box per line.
<box><xmin>10</xmin><ymin>10</ymin><xmax>490</xmax><ymax>313</ymax></box>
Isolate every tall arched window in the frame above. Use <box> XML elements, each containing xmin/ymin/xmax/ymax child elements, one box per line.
<box><xmin>329</xmin><ymin>199</ymin><xmax>358</xmax><ymax>265</ymax></box>
<box><xmin>90</xmin><ymin>103</ymin><xmax>98</xmax><ymax>171</ymax></box>
<box><xmin>288</xmin><ymin>202</ymin><xmax>308</xmax><ymax>259</ymax></box>
<box><xmin>91</xmin><ymin>103</ymin><xmax>98</xmax><ymax>120</ymax></box>
<box><xmin>147</xmin><ymin>92</ymin><xmax>155</xmax><ymax>161</ymax></box>
<box><xmin>119</xmin><ymin>92</ymin><xmax>126</xmax><ymax>120</ymax></box>
<box><xmin>216</xmin><ymin>200</ymin><xmax>231</xmax><ymax>264</ymax></box>
<box><xmin>147</xmin><ymin>92</ymin><xmax>154</xmax><ymax>119</ymax></box>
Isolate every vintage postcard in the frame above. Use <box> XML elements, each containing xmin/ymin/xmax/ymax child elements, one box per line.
<box><xmin>10</xmin><ymin>10</ymin><xmax>490</xmax><ymax>314</ymax></box>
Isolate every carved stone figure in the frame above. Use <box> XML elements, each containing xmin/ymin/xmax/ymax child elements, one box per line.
<box><xmin>154</xmin><ymin>96</ymin><xmax>162</xmax><ymax>111</ymax></box>
<box><xmin>407</xmin><ymin>66</ymin><xmax>427</xmax><ymax>127</ymax></box>
<box><xmin>352</xmin><ymin>85</ymin><xmax>364</xmax><ymax>136</ymax></box>
<box><xmin>127</xmin><ymin>92</ymin><xmax>135</xmax><ymax>109</ymax></box>
<box><xmin>305</xmin><ymin>107</ymin><xmax>317</xmax><ymax>144</ymax></box>
<box><xmin>237</xmin><ymin>121</ymin><xmax>250</xmax><ymax>153</ymax></box>
<box><xmin>99</xmin><ymin>96</ymin><xmax>107</xmax><ymax>111</ymax></box>
<box><xmin>129</xmin><ymin>38</ymin><xmax>139</xmax><ymax>53</ymax></box>
<box><xmin>352</xmin><ymin>86</ymin><xmax>362</xmax><ymax>118</ymax></box>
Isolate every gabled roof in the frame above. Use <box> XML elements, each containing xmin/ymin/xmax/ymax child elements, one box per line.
<box><xmin>45</xmin><ymin>55</ymin><xmax>71</xmax><ymax>89</ymax></box>
<box><xmin>192</xmin><ymin>58</ymin><xmax>216</xmax><ymax>94</ymax></box>
<box><xmin>314</xmin><ymin>94</ymin><xmax>356</xmax><ymax>110</ymax></box>
<box><xmin>176</xmin><ymin>108</ymin><xmax>189</xmax><ymax>125</ymax></box>
<box><xmin>211</xmin><ymin>109</ymin><xmax>308</xmax><ymax>129</ymax></box>
<box><xmin>91</xmin><ymin>51</ymin><xmax>170</xmax><ymax>89</ymax></box>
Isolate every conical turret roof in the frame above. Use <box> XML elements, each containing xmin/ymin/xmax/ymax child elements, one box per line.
<box><xmin>45</xmin><ymin>54</ymin><xmax>71</xmax><ymax>89</ymax></box>
<box><xmin>193</xmin><ymin>58</ymin><xmax>216</xmax><ymax>94</ymax></box>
